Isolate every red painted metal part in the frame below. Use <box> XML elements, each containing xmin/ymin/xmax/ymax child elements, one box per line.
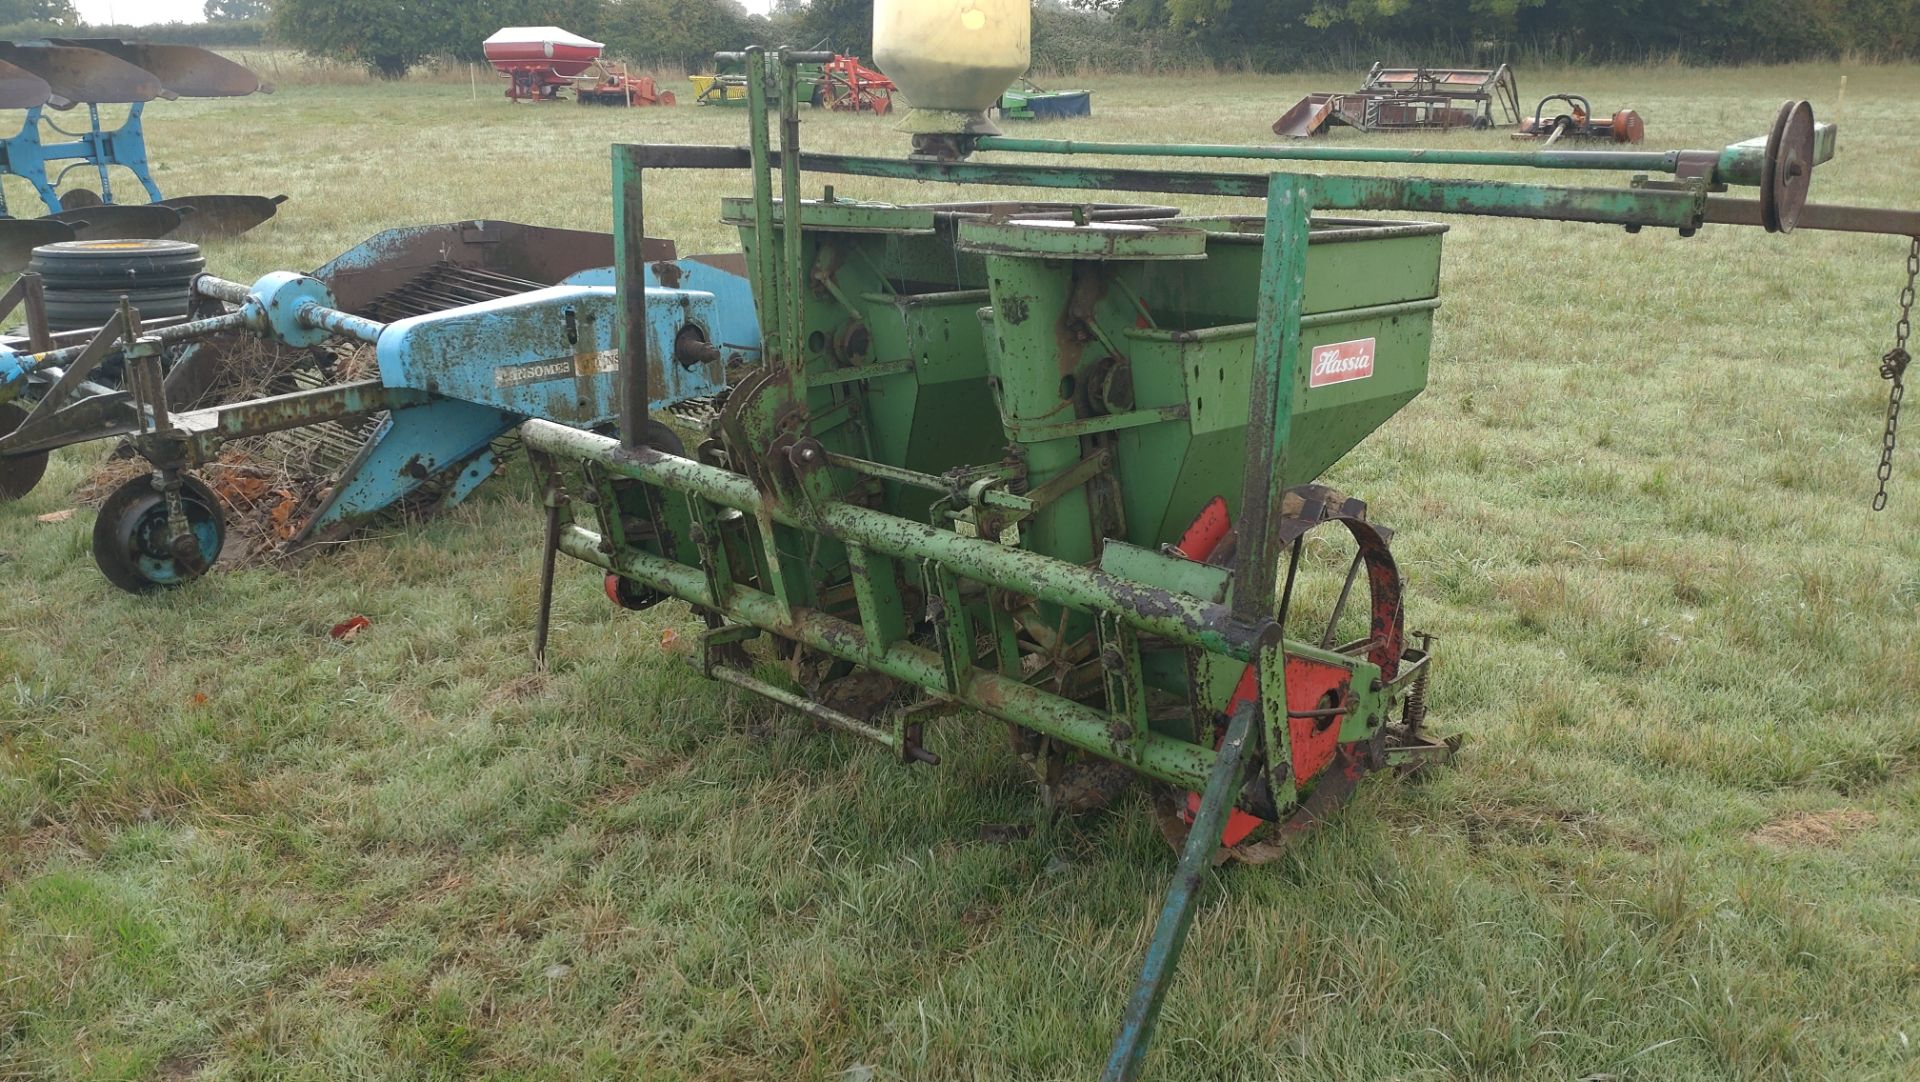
<box><xmin>1172</xmin><ymin>493</ymin><xmax>1401</xmax><ymax>847</ymax></box>
<box><xmin>576</xmin><ymin>72</ymin><xmax>676</xmax><ymax>107</ymax></box>
<box><xmin>483</xmin><ymin>32</ymin><xmax>602</xmax><ymax>78</ymax></box>
<box><xmin>1172</xmin><ymin>499</ymin><xmax>1266</xmax><ymax>846</ymax></box>
<box><xmin>1170</xmin><ymin>494</ymin><xmax>1229</xmax><ymax>560</ymax></box>
<box><xmin>1283</xmin><ymin>656</ymin><xmax>1349</xmax><ymax>781</ymax></box>
<box><xmin>495</xmin><ymin>63</ymin><xmax>573</xmax><ymax>102</ymax></box>
<box><xmin>819</xmin><ymin>55</ymin><xmax>896</xmax><ymax>114</ymax></box>
<box><xmin>483</xmin><ymin>27</ymin><xmax>673</xmax><ymax>106</ymax></box>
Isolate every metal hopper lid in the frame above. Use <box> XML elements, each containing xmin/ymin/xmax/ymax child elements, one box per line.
<box><xmin>483</xmin><ymin>26</ymin><xmax>605</xmax><ymax>49</ymax></box>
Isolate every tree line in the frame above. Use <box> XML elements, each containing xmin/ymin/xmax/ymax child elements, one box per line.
<box><xmin>1099</xmin><ymin>0</ymin><xmax>1920</xmax><ymax>66</ymax></box>
<box><xmin>267</xmin><ymin>0</ymin><xmax>839</xmax><ymax>79</ymax></box>
<box><xmin>250</xmin><ymin>0</ymin><xmax>1917</xmax><ymax>79</ymax></box>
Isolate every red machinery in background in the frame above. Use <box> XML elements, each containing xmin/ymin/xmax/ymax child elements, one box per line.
<box><xmin>819</xmin><ymin>54</ymin><xmax>895</xmax><ymax>114</ymax></box>
<box><xmin>1514</xmin><ymin>94</ymin><xmax>1646</xmax><ymax>144</ymax></box>
<box><xmin>483</xmin><ymin>26</ymin><xmax>675</xmax><ymax>106</ymax></box>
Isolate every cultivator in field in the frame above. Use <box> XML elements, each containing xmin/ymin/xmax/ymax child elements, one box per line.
<box><xmin>0</xmin><ymin>221</ymin><xmax>760</xmax><ymax>588</ymax></box>
<box><xmin>693</xmin><ymin>51</ymin><xmax>893</xmax><ymax>114</ymax></box>
<box><xmin>818</xmin><ymin>54</ymin><xmax>896</xmax><ymax>113</ymax></box>
<box><xmin>1273</xmin><ymin>62</ymin><xmax>1522</xmax><ymax>138</ymax></box>
<box><xmin>1514</xmin><ymin>93</ymin><xmax>1646</xmax><ymax>144</ymax></box>
<box><xmin>0</xmin><ymin>39</ymin><xmax>283</xmax><ymax>270</ymax></box>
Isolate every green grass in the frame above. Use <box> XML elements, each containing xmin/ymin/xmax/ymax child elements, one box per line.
<box><xmin>4</xmin><ymin>62</ymin><xmax>1920</xmax><ymax>1080</ymax></box>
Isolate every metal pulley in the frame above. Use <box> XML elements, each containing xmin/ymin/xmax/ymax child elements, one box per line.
<box><xmin>1761</xmin><ymin>99</ymin><xmax>1816</xmax><ymax>233</ymax></box>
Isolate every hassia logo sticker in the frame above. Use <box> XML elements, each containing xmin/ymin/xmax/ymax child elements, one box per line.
<box><xmin>1308</xmin><ymin>338</ymin><xmax>1376</xmax><ymax>388</ymax></box>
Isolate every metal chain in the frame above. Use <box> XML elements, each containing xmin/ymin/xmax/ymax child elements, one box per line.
<box><xmin>1874</xmin><ymin>236</ymin><xmax>1918</xmax><ymax>511</ymax></box>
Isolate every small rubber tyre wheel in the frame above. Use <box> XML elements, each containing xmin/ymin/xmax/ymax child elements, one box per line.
<box><xmin>28</xmin><ymin>238</ymin><xmax>205</xmax><ymax>284</ymax></box>
<box><xmin>92</xmin><ymin>473</ymin><xmax>226</xmax><ymax>593</ymax></box>
<box><xmin>29</xmin><ymin>238</ymin><xmax>206</xmax><ymax>327</ymax></box>
<box><xmin>0</xmin><ymin>402</ymin><xmax>49</xmax><ymax>502</ymax></box>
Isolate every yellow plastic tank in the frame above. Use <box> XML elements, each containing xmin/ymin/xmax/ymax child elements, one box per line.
<box><xmin>873</xmin><ymin>0</ymin><xmax>1030</xmax><ymax>135</ymax></box>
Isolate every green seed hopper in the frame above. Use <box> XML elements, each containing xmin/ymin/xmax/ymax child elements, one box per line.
<box><xmin>522</xmin><ymin>47</ymin><xmax>1920</xmax><ymax>1080</ymax></box>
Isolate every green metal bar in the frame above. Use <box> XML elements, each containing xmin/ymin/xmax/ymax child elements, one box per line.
<box><xmin>522</xmin><ymin>419</ymin><xmax>1263</xmax><ymax>660</ymax></box>
<box><xmin>619</xmin><ymin>142</ymin><xmax>1914</xmax><ymax>239</ymax></box>
<box><xmin>1311</xmin><ymin>173</ymin><xmax>1701</xmax><ymax>227</ymax></box>
<box><xmin>744</xmin><ymin>51</ymin><xmax>780</xmax><ymax>359</ymax></box>
<box><xmin>810</xmin><ymin>358</ymin><xmax>914</xmax><ymax>386</ymax></box>
<box><xmin>768</xmin><ymin>151</ymin><xmax>1710</xmax><ymax>231</ymax></box>
<box><xmin>976</xmin><ymin>123</ymin><xmax>1838</xmax><ymax>190</ymax></box>
<box><xmin>1102</xmin><ymin>700</ymin><xmax>1256</xmax><ymax>1082</ymax></box>
<box><xmin>1715</xmin><ymin>123</ymin><xmax>1838</xmax><ymax>186</ymax></box>
<box><xmin>1123</xmin><ymin>297</ymin><xmax>1444</xmax><ymax>345</ymax></box>
<box><xmin>819</xmin><ymin>449</ymin><xmax>1030</xmax><ymax>511</ymax></box>
<box><xmin>684</xmin><ymin>491</ymin><xmax>736</xmax><ymax>612</ymax></box>
<box><xmin>1004</xmin><ymin>404</ymin><xmax>1190</xmax><ymax>442</ymax></box>
<box><xmin>1233</xmin><ymin>176</ymin><xmax>1312</xmax><ymax>620</ymax></box>
<box><xmin>976</xmin><ymin>135</ymin><xmax>1686</xmax><ymax>175</ymax></box>
<box><xmin>846</xmin><ymin>543</ymin><xmax>906</xmax><ymax>663</ymax></box>
<box><xmin>777</xmin><ymin>51</ymin><xmax>807</xmax><ymax>385</ymax></box>
<box><xmin>556</xmin><ymin>521</ymin><xmax>1224</xmax><ymax>791</ymax></box>
<box><xmin>708</xmin><ymin>663</ymin><xmax>903</xmax><ymax>750</ymax></box>
<box><xmin>1257</xmin><ymin>625</ymin><xmax>1297</xmax><ymax>811</ymax></box>
<box><xmin>614</xmin><ymin>142</ymin><xmax>648</xmax><ymax>449</ymax></box>
<box><xmin>612</xmin><ymin>145</ymin><xmax>1724</xmax><ymax>230</ymax></box>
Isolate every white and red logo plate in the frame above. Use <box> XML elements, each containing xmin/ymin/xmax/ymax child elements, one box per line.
<box><xmin>1307</xmin><ymin>337</ymin><xmax>1376</xmax><ymax>388</ymax></box>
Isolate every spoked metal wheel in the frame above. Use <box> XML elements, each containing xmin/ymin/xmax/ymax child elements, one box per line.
<box><xmin>91</xmin><ymin>472</ymin><xmax>226</xmax><ymax>592</ymax></box>
<box><xmin>0</xmin><ymin>403</ymin><xmax>49</xmax><ymax>502</ymax></box>
<box><xmin>1154</xmin><ymin>486</ymin><xmax>1441</xmax><ymax>864</ymax></box>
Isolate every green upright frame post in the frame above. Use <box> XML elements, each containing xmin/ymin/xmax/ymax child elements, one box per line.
<box><xmin>1235</xmin><ymin>174</ymin><xmax>1315</xmax><ymax>816</ymax></box>
<box><xmin>777</xmin><ymin>52</ymin><xmax>808</xmax><ymax>387</ymax></box>
<box><xmin>614</xmin><ymin>136</ymin><xmax>649</xmax><ymax>449</ymax></box>
<box><xmin>744</xmin><ymin>49</ymin><xmax>781</xmax><ymax>359</ymax></box>
<box><xmin>1232</xmin><ymin>172</ymin><xmax>1312</xmax><ymax>619</ymax></box>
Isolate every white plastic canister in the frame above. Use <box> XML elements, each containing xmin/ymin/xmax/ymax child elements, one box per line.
<box><xmin>873</xmin><ymin>0</ymin><xmax>1030</xmax><ymax>133</ymax></box>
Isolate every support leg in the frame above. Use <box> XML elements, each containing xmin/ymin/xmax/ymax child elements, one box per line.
<box><xmin>533</xmin><ymin>464</ymin><xmax>566</xmax><ymax>668</ymax></box>
<box><xmin>17</xmin><ymin>108</ymin><xmax>63</xmax><ymax>214</ymax></box>
<box><xmin>1101</xmin><ymin>701</ymin><xmax>1256</xmax><ymax>1082</ymax></box>
<box><xmin>113</xmin><ymin>104</ymin><xmax>164</xmax><ymax>202</ymax></box>
<box><xmin>89</xmin><ymin>105</ymin><xmax>114</xmax><ymax>204</ymax></box>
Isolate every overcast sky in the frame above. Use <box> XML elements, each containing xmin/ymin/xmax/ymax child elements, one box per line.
<box><xmin>76</xmin><ymin>0</ymin><xmax>778</xmax><ymax>25</ymax></box>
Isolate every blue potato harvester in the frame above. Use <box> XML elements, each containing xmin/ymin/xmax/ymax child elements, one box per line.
<box><xmin>0</xmin><ymin>221</ymin><xmax>759</xmax><ymax>591</ymax></box>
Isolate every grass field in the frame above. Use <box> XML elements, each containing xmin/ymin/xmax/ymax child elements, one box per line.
<box><xmin>3</xmin><ymin>61</ymin><xmax>1920</xmax><ymax>1081</ymax></box>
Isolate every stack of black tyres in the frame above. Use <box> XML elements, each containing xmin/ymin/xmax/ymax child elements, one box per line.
<box><xmin>26</xmin><ymin>239</ymin><xmax>206</xmax><ymax>332</ymax></box>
